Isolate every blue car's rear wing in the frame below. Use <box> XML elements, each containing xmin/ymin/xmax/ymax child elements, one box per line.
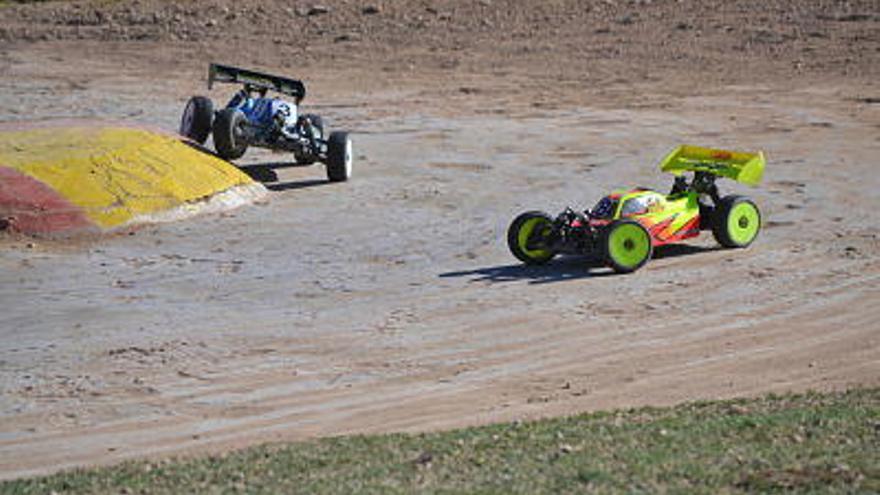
<box><xmin>659</xmin><ymin>145</ymin><xmax>765</xmax><ymax>186</ymax></box>
<box><xmin>208</xmin><ymin>63</ymin><xmax>306</xmax><ymax>103</ymax></box>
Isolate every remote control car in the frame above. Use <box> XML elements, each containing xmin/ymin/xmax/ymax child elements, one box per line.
<box><xmin>180</xmin><ymin>63</ymin><xmax>352</xmax><ymax>182</ymax></box>
<box><xmin>508</xmin><ymin>145</ymin><xmax>766</xmax><ymax>273</ymax></box>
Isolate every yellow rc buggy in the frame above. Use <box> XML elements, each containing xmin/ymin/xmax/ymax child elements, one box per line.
<box><xmin>508</xmin><ymin>145</ymin><xmax>766</xmax><ymax>273</ymax></box>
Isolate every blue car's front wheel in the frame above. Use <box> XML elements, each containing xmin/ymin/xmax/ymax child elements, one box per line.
<box><xmin>326</xmin><ymin>132</ymin><xmax>352</xmax><ymax>182</ymax></box>
<box><xmin>213</xmin><ymin>109</ymin><xmax>248</xmax><ymax>161</ymax></box>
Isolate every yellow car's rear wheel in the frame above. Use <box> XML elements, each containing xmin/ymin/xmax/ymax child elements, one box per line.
<box><xmin>713</xmin><ymin>195</ymin><xmax>761</xmax><ymax>248</ymax></box>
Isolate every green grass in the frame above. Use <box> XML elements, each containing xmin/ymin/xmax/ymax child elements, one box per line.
<box><xmin>3</xmin><ymin>388</ymin><xmax>878</xmax><ymax>494</ymax></box>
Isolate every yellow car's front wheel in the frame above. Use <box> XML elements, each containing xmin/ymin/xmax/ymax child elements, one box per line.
<box><xmin>507</xmin><ymin>211</ymin><xmax>557</xmax><ymax>265</ymax></box>
<box><xmin>603</xmin><ymin>219</ymin><xmax>653</xmax><ymax>273</ymax></box>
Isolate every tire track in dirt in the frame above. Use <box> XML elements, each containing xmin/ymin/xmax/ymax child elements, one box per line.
<box><xmin>3</xmin><ymin>239</ymin><xmax>876</xmax><ymax>478</ymax></box>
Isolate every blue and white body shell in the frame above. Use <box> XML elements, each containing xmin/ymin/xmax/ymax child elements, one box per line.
<box><xmin>227</xmin><ymin>93</ymin><xmax>298</xmax><ymax>130</ymax></box>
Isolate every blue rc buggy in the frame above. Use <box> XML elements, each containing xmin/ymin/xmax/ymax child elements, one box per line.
<box><xmin>180</xmin><ymin>64</ymin><xmax>352</xmax><ymax>182</ymax></box>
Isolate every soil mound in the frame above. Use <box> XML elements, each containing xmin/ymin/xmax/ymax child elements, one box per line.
<box><xmin>0</xmin><ymin>126</ymin><xmax>265</xmax><ymax>236</ymax></box>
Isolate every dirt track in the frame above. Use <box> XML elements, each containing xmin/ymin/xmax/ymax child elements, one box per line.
<box><xmin>1</xmin><ymin>0</ymin><xmax>879</xmax><ymax>480</ymax></box>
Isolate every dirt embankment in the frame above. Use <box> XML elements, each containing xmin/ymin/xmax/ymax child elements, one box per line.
<box><xmin>2</xmin><ymin>0</ymin><xmax>878</xmax><ymax>103</ymax></box>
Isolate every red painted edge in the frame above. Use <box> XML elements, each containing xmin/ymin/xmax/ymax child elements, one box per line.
<box><xmin>0</xmin><ymin>166</ymin><xmax>96</xmax><ymax>235</ymax></box>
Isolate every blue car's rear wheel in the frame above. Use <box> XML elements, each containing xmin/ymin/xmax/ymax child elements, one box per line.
<box><xmin>180</xmin><ymin>96</ymin><xmax>213</xmax><ymax>145</ymax></box>
<box><xmin>213</xmin><ymin>108</ymin><xmax>248</xmax><ymax>160</ymax></box>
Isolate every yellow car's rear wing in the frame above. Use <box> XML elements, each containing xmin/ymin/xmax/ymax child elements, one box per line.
<box><xmin>659</xmin><ymin>145</ymin><xmax>765</xmax><ymax>186</ymax></box>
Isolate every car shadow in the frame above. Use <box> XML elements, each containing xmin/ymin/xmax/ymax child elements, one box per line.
<box><xmin>439</xmin><ymin>256</ymin><xmax>614</xmax><ymax>285</ymax></box>
<box><xmin>236</xmin><ymin>162</ymin><xmax>331</xmax><ymax>192</ymax></box>
<box><xmin>439</xmin><ymin>243</ymin><xmax>721</xmax><ymax>285</ymax></box>
<box><xmin>179</xmin><ymin>140</ymin><xmax>331</xmax><ymax>192</ymax></box>
<box><xmin>652</xmin><ymin>243</ymin><xmax>721</xmax><ymax>259</ymax></box>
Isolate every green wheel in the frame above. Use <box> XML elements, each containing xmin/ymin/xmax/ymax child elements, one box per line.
<box><xmin>507</xmin><ymin>211</ymin><xmax>556</xmax><ymax>265</ymax></box>
<box><xmin>603</xmin><ymin>219</ymin><xmax>653</xmax><ymax>273</ymax></box>
<box><xmin>712</xmin><ymin>195</ymin><xmax>761</xmax><ymax>248</ymax></box>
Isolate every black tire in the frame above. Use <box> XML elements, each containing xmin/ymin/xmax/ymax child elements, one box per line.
<box><xmin>213</xmin><ymin>108</ymin><xmax>248</xmax><ymax>160</ymax></box>
<box><xmin>602</xmin><ymin>219</ymin><xmax>653</xmax><ymax>273</ymax></box>
<box><xmin>326</xmin><ymin>131</ymin><xmax>352</xmax><ymax>182</ymax></box>
<box><xmin>712</xmin><ymin>195</ymin><xmax>761</xmax><ymax>248</ymax></box>
<box><xmin>180</xmin><ymin>96</ymin><xmax>213</xmax><ymax>145</ymax></box>
<box><xmin>507</xmin><ymin>211</ymin><xmax>557</xmax><ymax>265</ymax></box>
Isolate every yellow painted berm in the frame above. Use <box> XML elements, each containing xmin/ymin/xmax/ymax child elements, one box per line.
<box><xmin>0</xmin><ymin>126</ymin><xmax>264</xmax><ymax>235</ymax></box>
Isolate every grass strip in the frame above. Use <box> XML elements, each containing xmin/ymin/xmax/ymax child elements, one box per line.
<box><xmin>3</xmin><ymin>387</ymin><xmax>878</xmax><ymax>494</ymax></box>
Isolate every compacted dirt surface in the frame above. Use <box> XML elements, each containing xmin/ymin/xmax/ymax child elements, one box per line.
<box><xmin>1</xmin><ymin>0</ymin><xmax>879</xmax><ymax>480</ymax></box>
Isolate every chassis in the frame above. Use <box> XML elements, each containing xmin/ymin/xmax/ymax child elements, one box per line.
<box><xmin>180</xmin><ymin>64</ymin><xmax>352</xmax><ymax>182</ymax></box>
<box><xmin>508</xmin><ymin>145</ymin><xmax>766</xmax><ymax>273</ymax></box>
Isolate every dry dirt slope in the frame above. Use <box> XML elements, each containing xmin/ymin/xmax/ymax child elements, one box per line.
<box><xmin>1</xmin><ymin>0</ymin><xmax>878</xmax><ymax>97</ymax></box>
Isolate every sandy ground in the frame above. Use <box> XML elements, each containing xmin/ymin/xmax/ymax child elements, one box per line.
<box><xmin>1</xmin><ymin>0</ymin><xmax>879</xmax><ymax>480</ymax></box>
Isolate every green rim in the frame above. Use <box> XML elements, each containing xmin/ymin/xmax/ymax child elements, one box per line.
<box><xmin>517</xmin><ymin>217</ymin><xmax>553</xmax><ymax>261</ymax></box>
<box><xmin>608</xmin><ymin>223</ymin><xmax>651</xmax><ymax>268</ymax></box>
<box><xmin>727</xmin><ymin>202</ymin><xmax>760</xmax><ymax>246</ymax></box>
